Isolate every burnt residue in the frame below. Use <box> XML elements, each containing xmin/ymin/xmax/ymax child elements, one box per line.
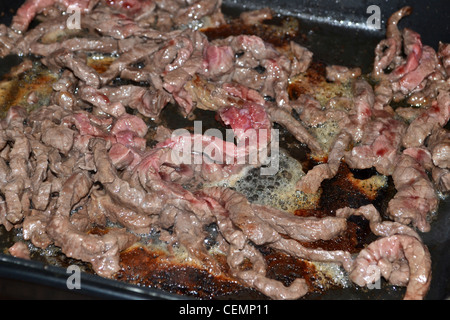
<box><xmin>258</xmin><ymin>246</ymin><xmax>336</xmax><ymax>295</ymax></box>
<box><xmin>116</xmin><ymin>245</ymin><xmax>265</xmax><ymax>299</ymax></box>
<box><xmin>116</xmin><ymin>243</ymin><xmax>341</xmax><ymax>299</ymax></box>
<box><xmin>288</xmin><ymin>61</ymin><xmax>328</xmax><ymax>100</ymax></box>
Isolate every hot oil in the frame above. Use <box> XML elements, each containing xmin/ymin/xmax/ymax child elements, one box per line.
<box><xmin>0</xmin><ymin>60</ymin><xmax>58</xmax><ymax>117</ymax></box>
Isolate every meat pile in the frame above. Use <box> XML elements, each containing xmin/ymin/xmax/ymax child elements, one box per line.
<box><xmin>0</xmin><ymin>1</ymin><xmax>448</xmax><ymax>300</ymax></box>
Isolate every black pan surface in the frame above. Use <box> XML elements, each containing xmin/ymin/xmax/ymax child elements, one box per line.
<box><xmin>0</xmin><ymin>0</ymin><xmax>448</xmax><ymax>300</ymax></box>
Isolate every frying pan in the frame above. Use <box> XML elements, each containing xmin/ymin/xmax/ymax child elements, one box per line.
<box><xmin>0</xmin><ymin>0</ymin><xmax>448</xmax><ymax>300</ymax></box>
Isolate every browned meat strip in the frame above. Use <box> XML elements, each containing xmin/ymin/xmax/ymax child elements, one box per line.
<box><xmin>347</xmin><ymin>79</ymin><xmax>375</xmax><ymax>142</ymax></box>
<box><xmin>46</xmin><ymin>170</ymin><xmax>138</xmax><ymax>277</ymax></box>
<box><xmin>239</xmin><ymin>7</ymin><xmax>273</xmax><ymax>26</ymax></box>
<box><xmin>336</xmin><ymin>205</ymin><xmax>421</xmax><ymax>240</ymax></box>
<box><xmin>270</xmin><ymin>238</ymin><xmax>353</xmax><ymax>272</ymax></box>
<box><xmin>326</xmin><ymin>65</ymin><xmax>361</xmax><ymax>83</ymax></box>
<box><xmin>344</xmin><ymin>110</ymin><xmax>406</xmax><ymax>176</ymax></box>
<box><xmin>266</xmin><ymin>105</ymin><xmax>323</xmax><ymax>156</ymax></box>
<box><xmin>438</xmin><ymin>42</ymin><xmax>450</xmax><ymax>76</ymax></box>
<box><xmin>252</xmin><ymin>204</ymin><xmax>347</xmax><ymax>241</ymax></box>
<box><xmin>432</xmin><ymin>167</ymin><xmax>450</xmax><ymax>193</ymax></box>
<box><xmin>8</xmin><ymin>241</ymin><xmax>31</xmax><ymax>260</ymax></box>
<box><xmin>402</xmin><ymin>90</ymin><xmax>450</xmax><ymax>148</ymax></box>
<box><xmin>30</xmin><ymin>37</ymin><xmax>118</xmax><ymax>57</ymax></box>
<box><xmin>11</xmin><ymin>0</ymin><xmax>96</xmax><ymax>32</ymax></box>
<box><xmin>427</xmin><ymin>125</ymin><xmax>450</xmax><ymax>169</ymax></box>
<box><xmin>349</xmin><ymin>235</ymin><xmax>431</xmax><ymax>300</ymax></box>
<box><xmin>387</xmin><ymin>151</ymin><xmax>439</xmax><ymax>232</ymax></box>
<box><xmin>43</xmin><ymin>49</ymin><xmax>101</xmax><ymax>88</ymax></box>
<box><xmin>297</xmin><ymin>131</ymin><xmax>351</xmax><ymax>193</ymax></box>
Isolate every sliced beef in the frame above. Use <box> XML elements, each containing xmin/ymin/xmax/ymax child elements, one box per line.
<box><xmin>173</xmin><ymin>210</ymin><xmax>223</xmax><ymax>276</ymax></box>
<box><xmin>88</xmin><ymin>188</ymin><xmax>155</xmax><ymax>234</ymax></box>
<box><xmin>43</xmin><ymin>49</ymin><xmax>101</xmax><ymax>88</ymax></box>
<box><xmin>22</xmin><ymin>208</ymin><xmax>53</xmax><ymax>248</ymax></box>
<box><xmin>344</xmin><ymin>111</ymin><xmax>406</xmax><ymax>176</ymax></box>
<box><xmin>30</xmin><ymin>37</ymin><xmax>118</xmax><ymax>57</ymax></box>
<box><xmin>203</xmin><ymin>44</ymin><xmax>235</xmax><ymax>79</ymax></box>
<box><xmin>438</xmin><ymin>42</ymin><xmax>450</xmax><ymax>76</ymax></box>
<box><xmin>336</xmin><ymin>205</ymin><xmax>421</xmax><ymax>240</ymax></box>
<box><xmin>346</xmin><ymin>79</ymin><xmax>375</xmax><ymax>142</ymax></box>
<box><xmin>402</xmin><ymin>90</ymin><xmax>450</xmax><ymax>148</ymax></box>
<box><xmin>266</xmin><ymin>104</ymin><xmax>323</xmax><ymax>156</ymax></box>
<box><xmin>11</xmin><ymin>0</ymin><xmax>65</xmax><ymax>32</ymax></box>
<box><xmin>0</xmin><ymin>24</ymin><xmax>22</xmax><ymax>58</ymax></box>
<box><xmin>387</xmin><ymin>151</ymin><xmax>439</xmax><ymax>232</ymax></box>
<box><xmin>99</xmin><ymin>43</ymin><xmax>160</xmax><ymax>85</ymax></box>
<box><xmin>48</xmin><ymin>213</ymin><xmax>137</xmax><ymax>277</ymax></box>
<box><xmin>297</xmin><ymin>131</ymin><xmax>351</xmax><ymax>193</ymax></box>
<box><xmin>388</xmin><ymin>28</ymin><xmax>423</xmax><ymax>82</ymax></box>
<box><xmin>239</xmin><ymin>7</ymin><xmax>273</xmax><ymax>26</ymax></box>
<box><xmin>270</xmin><ymin>237</ymin><xmax>354</xmax><ymax>272</ymax></box>
<box><xmin>230</xmin><ymin>244</ymin><xmax>309</xmax><ymax>300</ymax></box>
<box><xmin>41</xmin><ymin>125</ymin><xmax>75</xmax><ymax>155</ymax></box>
<box><xmin>46</xmin><ymin>170</ymin><xmax>138</xmax><ymax>277</ymax></box>
<box><xmin>391</xmin><ymin>45</ymin><xmax>437</xmax><ymax>95</ymax></box>
<box><xmin>252</xmin><ymin>203</ymin><xmax>347</xmax><ymax>241</ymax></box>
<box><xmin>8</xmin><ymin>241</ymin><xmax>31</xmax><ymax>260</ymax></box>
<box><xmin>199</xmin><ymin>187</ymin><xmax>310</xmax><ymax>300</ymax></box>
<box><xmin>426</xmin><ymin>125</ymin><xmax>450</xmax><ymax>169</ymax></box>
<box><xmin>219</xmin><ymin>102</ymin><xmax>272</xmax><ymax>157</ymax></box>
<box><xmin>173</xmin><ymin>0</ymin><xmax>223</xmax><ymax>27</ymax></box>
<box><xmin>432</xmin><ymin>167</ymin><xmax>450</xmax><ymax>193</ymax></box>
<box><xmin>1</xmin><ymin>0</ymin><xmax>448</xmax><ymax>301</ymax></box>
<box><xmin>372</xmin><ymin>6</ymin><xmax>412</xmax><ymax>78</ymax></box>
<box><xmin>289</xmin><ymin>41</ymin><xmax>313</xmax><ymax>76</ymax></box>
<box><xmin>326</xmin><ymin>65</ymin><xmax>361</xmax><ymax>83</ymax></box>
<box><xmin>349</xmin><ymin>235</ymin><xmax>431</xmax><ymax>300</ymax></box>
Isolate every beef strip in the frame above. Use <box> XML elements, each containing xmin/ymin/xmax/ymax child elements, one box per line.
<box><xmin>349</xmin><ymin>234</ymin><xmax>431</xmax><ymax>300</ymax></box>
<box><xmin>99</xmin><ymin>43</ymin><xmax>160</xmax><ymax>85</ymax></box>
<box><xmin>239</xmin><ymin>7</ymin><xmax>273</xmax><ymax>26</ymax></box>
<box><xmin>31</xmin><ymin>33</ymin><xmax>119</xmax><ymax>56</ymax></box>
<box><xmin>344</xmin><ymin>110</ymin><xmax>406</xmax><ymax>176</ymax></box>
<box><xmin>402</xmin><ymin>90</ymin><xmax>450</xmax><ymax>148</ymax></box>
<box><xmin>22</xmin><ymin>206</ymin><xmax>54</xmax><ymax>249</ymax></box>
<box><xmin>336</xmin><ymin>205</ymin><xmax>421</xmax><ymax>240</ymax></box>
<box><xmin>297</xmin><ymin>131</ymin><xmax>351</xmax><ymax>193</ymax></box>
<box><xmin>88</xmin><ymin>188</ymin><xmax>156</xmax><ymax>234</ymax></box>
<box><xmin>372</xmin><ymin>7</ymin><xmax>412</xmax><ymax>79</ymax></box>
<box><xmin>43</xmin><ymin>49</ymin><xmax>101</xmax><ymax>88</ymax></box>
<box><xmin>270</xmin><ymin>237</ymin><xmax>354</xmax><ymax>272</ymax></box>
<box><xmin>265</xmin><ymin>104</ymin><xmax>323</xmax><ymax>156</ymax></box>
<box><xmin>173</xmin><ymin>0</ymin><xmax>223</xmax><ymax>27</ymax></box>
<box><xmin>11</xmin><ymin>0</ymin><xmax>97</xmax><ymax>32</ymax></box>
<box><xmin>391</xmin><ymin>45</ymin><xmax>437</xmax><ymax>96</ymax></box>
<box><xmin>387</xmin><ymin>150</ymin><xmax>439</xmax><ymax>232</ymax></box>
<box><xmin>0</xmin><ymin>24</ymin><xmax>22</xmax><ymax>58</ymax></box>
<box><xmin>426</xmin><ymin>125</ymin><xmax>450</xmax><ymax>169</ymax></box>
<box><xmin>46</xmin><ymin>170</ymin><xmax>138</xmax><ymax>277</ymax></box>
<box><xmin>229</xmin><ymin>243</ymin><xmax>309</xmax><ymax>300</ymax></box>
<box><xmin>346</xmin><ymin>79</ymin><xmax>375</xmax><ymax>142</ymax></box>
<box><xmin>8</xmin><ymin>241</ymin><xmax>31</xmax><ymax>260</ymax></box>
<box><xmin>326</xmin><ymin>65</ymin><xmax>361</xmax><ymax>83</ymax></box>
<box><xmin>252</xmin><ymin>204</ymin><xmax>347</xmax><ymax>242</ymax></box>
<box><xmin>199</xmin><ymin>187</ymin><xmax>310</xmax><ymax>300</ymax></box>
<box><xmin>432</xmin><ymin>167</ymin><xmax>450</xmax><ymax>193</ymax></box>
<box><xmin>438</xmin><ymin>42</ymin><xmax>450</xmax><ymax>76</ymax></box>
